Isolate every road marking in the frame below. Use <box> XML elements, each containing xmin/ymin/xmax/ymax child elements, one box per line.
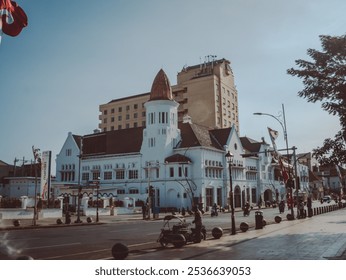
<box><xmin>23</xmin><ymin>242</ymin><xmax>81</xmax><ymax>250</ymax></box>
<box><xmin>39</xmin><ymin>241</ymin><xmax>156</xmax><ymax>260</ymax></box>
<box><xmin>127</xmin><ymin>241</ymin><xmax>155</xmax><ymax>247</ymax></box>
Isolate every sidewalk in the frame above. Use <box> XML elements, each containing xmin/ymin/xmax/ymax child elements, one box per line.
<box><xmin>127</xmin><ymin>208</ymin><xmax>346</xmax><ymax>260</ymax></box>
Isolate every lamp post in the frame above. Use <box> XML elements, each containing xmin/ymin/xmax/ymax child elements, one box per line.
<box><xmin>225</xmin><ymin>151</ymin><xmax>236</xmax><ymax>235</ymax></box>
<box><xmin>32</xmin><ymin>146</ymin><xmax>41</xmax><ymax>226</ymax></box>
<box><xmin>253</xmin><ymin>104</ymin><xmax>294</xmax><ymax>218</ymax></box>
<box><xmin>96</xmin><ymin>177</ymin><xmax>100</xmax><ymax>223</ymax></box>
<box><xmin>253</xmin><ymin>104</ymin><xmax>289</xmax><ymax>153</ymax></box>
<box><xmin>75</xmin><ymin>137</ymin><xmax>83</xmax><ymax>223</ymax></box>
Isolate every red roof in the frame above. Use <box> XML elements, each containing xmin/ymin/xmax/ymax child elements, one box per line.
<box><xmin>149</xmin><ymin>69</ymin><xmax>173</xmax><ymax>101</ymax></box>
<box><xmin>76</xmin><ymin>122</ymin><xmax>232</xmax><ymax>158</ymax></box>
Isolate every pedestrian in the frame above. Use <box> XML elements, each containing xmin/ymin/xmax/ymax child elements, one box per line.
<box><xmin>212</xmin><ymin>203</ymin><xmax>218</xmax><ymax>217</ymax></box>
<box><xmin>298</xmin><ymin>201</ymin><xmax>305</xmax><ymax>218</ymax></box>
<box><xmin>279</xmin><ymin>200</ymin><xmax>285</xmax><ymax>213</ymax></box>
<box><xmin>142</xmin><ymin>204</ymin><xmax>146</xmax><ymax>220</ymax></box>
<box><xmin>192</xmin><ymin>205</ymin><xmax>202</xmax><ymax>243</ymax></box>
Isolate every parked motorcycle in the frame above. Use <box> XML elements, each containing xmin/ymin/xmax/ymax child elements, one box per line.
<box><xmin>157</xmin><ymin>214</ymin><xmax>206</xmax><ymax>248</ymax></box>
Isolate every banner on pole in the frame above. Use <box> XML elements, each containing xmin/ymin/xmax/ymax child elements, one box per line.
<box><xmin>40</xmin><ymin>151</ymin><xmax>51</xmax><ymax>200</ymax></box>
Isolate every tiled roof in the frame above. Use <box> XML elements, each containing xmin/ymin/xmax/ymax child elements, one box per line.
<box><xmin>179</xmin><ymin>123</ymin><xmax>230</xmax><ymax>150</ymax></box>
<box><xmin>149</xmin><ymin>69</ymin><xmax>173</xmax><ymax>101</ymax></box>
<box><xmin>240</xmin><ymin>137</ymin><xmax>263</xmax><ymax>153</ymax></box>
<box><xmin>78</xmin><ymin>122</ymin><xmax>231</xmax><ymax>158</ymax></box>
<box><xmin>165</xmin><ymin>154</ymin><xmax>192</xmax><ymax>163</ymax></box>
<box><xmin>81</xmin><ymin>127</ymin><xmax>144</xmax><ymax>157</ymax></box>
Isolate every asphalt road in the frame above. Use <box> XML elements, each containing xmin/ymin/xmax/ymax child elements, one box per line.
<box><xmin>0</xmin><ymin>201</ymin><xmax>340</xmax><ymax>260</ymax></box>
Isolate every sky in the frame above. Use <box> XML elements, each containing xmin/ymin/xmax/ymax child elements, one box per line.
<box><xmin>1</xmin><ymin>0</ymin><xmax>345</xmax><ymax>175</ymax></box>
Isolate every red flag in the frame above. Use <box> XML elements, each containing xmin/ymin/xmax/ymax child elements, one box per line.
<box><xmin>279</xmin><ymin>157</ymin><xmax>289</xmax><ymax>184</ymax></box>
<box><xmin>0</xmin><ymin>0</ymin><xmax>27</xmax><ymax>38</ymax></box>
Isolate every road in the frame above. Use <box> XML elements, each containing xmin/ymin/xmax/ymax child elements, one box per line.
<box><xmin>0</xmin><ymin>201</ymin><xmax>341</xmax><ymax>260</ymax></box>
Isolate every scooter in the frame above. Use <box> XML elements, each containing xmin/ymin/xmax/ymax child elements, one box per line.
<box><xmin>211</xmin><ymin>208</ymin><xmax>218</xmax><ymax>217</ymax></box>
<box><xmin>243</xmin><ymin>207</ymin><xmax>250</xmax><ymax>216</ymax></box>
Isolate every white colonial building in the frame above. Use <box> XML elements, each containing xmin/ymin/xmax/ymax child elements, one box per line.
<box><xmin>53</xmin><ymin>69</ymin><xmax>309</xmax><ymax>212</ymax></box>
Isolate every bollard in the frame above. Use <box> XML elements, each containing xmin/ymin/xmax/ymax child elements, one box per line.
<box><xmin>56</xmin><ymin>218</ymin><xmax>63</xmax><ymax>224</ymax></box>
<box><xmin>286</xmin><ymin>213</ymin><xmax>294</xmax><ymax>220</ymax></box>
<box><xmin>87</xmin><ymin>217</ymin><xmax>93</xmax><ymax>223</ymax></box>
<box><xmin>212</xmin><ymin>227</ymin><xmax>223</xmax><ymax>239</ymax></box>
<box><xmin>255</xmin><ymin>210</ymin><xmax>263</xmax><ymax>229</ymax></box>
<box><xmin>13</xmin><ymin>220</ymin><xmax>20</xmax><ymax>227</ymax></box>
<box><xmin>111</xmin><ymin>243</ymin><xmax>129</xmax><ymax>260</ymax></box>
<box><xmin>240</xmin><ymin>222</ymin><xmax>249</xmax><ymax>232</ymax></box>
<box><xmin>274</xmin><ymin>216</ymin><xmax>282</xmax><ymax>223</ymax></box>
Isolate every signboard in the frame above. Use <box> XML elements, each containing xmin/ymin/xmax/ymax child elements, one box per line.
<box><xmin>40</xmin><ymin>151</ymin><xmax>51</xmax><ymax>200</ymax></box>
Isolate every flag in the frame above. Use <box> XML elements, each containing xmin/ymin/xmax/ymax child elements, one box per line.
<box><xmin>0</xmin><ymin>0</ymin><xmax>27</xmax><ymax>43</ymax></box>
<box><xmin>267</xmin><ymin>127</ymin><xmax>279</xmax><ymax>155</ymax></box>
<box><xmin>279</xmin><ymin>157</ymin><xmax>289</xmax><ymax>184</ymax></box>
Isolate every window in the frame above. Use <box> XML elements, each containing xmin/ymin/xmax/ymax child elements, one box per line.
<box><xmin>129</xmin><ymin>189</ymin><xmax>139</xmax><ymax>194</ymax></box>
<box><xmin>117</xmin><ymin>189</ymin><xmax>125</xmax><ymax>194</ymax></box>
<box><xmin>66</xmin><ymin>149</ymin><xmax>72</xmax><ymax>156</ymax></box>
<box><xmin>149</xmin><ymin>112</ymin><xmax>155</xmax><ymax>124</ymax></box>
<box><xmin>134</xmin><ymin>113</ymin><xmax>138</xmax><ymax>118</ymax></box>
<box><xmin>118</xmin><ymin>107</ymin><xmax>122</xmax><ymax>113</ymax></box>
<box><xmin>178</xmin><ymin>167</ymin><xmax>182</xmax><ymax>177</ymax></box>
<box><xmin>92</xmin><ymin>172</ymin><xmax>100</xmax><ymax>180</ymax></box>
<box><xmin>134</xmin><ymin>104</ymin><xmax>138</xmax><ymax>110</ymax></box>
<box><xmin>126</xmin><ymin>105</ymin><xmax>130</xmax><ymax>111</ymax></box>
<box><xmin>149</xmin><ymin>137</ymin><xmax>156</xmax><ymax>148</ymax></box>
<box><xmin>116</xmin><ymin>170</ymin><xmax>125</xmax><ymax>179</ymax></box>
<box><xmin>104</xmin><ymin>110</ymin><xmax>108</xmax><ymax>115</ymax></box>
<box><xmin>159</xmin><ymin>112</ymin><xmax>168</xmax><ymax>124</ymax></box>
<box><xmin>118</xmin><ymin>115</ymin><xmax>122</xmax><ymax>121</ymax></box>
<box><xmin>170</xmin><ymin>167</ymin><xmax>174</xmax><ymax>177</ymax></box>
<box><xmin>111</xmin><ymin>108</ymin><xmax>115</xmax><ymax>113</ymax></box>
<box><xmin>129</xmin><ymin>170</ymin><xmax>138</xmax><ymax>179</ymax></box>
<box><xmin>104</xmin><ymin>171</ymin><xmax>112</xmax><ymax>180</ymax></box>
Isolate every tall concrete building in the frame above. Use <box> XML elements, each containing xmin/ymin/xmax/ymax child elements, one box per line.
<box><xmin>99</xmin><ymin>57</ymin><xmax>239</xmax><ymax>132</ymax></box>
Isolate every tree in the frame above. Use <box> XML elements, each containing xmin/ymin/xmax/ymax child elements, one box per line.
<box><xmin>287</xmin><ymin>34</ymin><xmax>346</xmax><ymax>165</ymax></box>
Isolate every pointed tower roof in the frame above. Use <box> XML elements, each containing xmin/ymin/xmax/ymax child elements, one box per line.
<box><xmin>149</xmin><ymin>69</ymin><xmax>173</xmax><ymax>101</ymax></box>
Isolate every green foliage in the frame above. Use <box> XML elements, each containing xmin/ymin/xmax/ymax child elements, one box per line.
<box><xmin>287</xmin><ymin>34</ymin><xmax>346</xmax><ymax>165</ymax></box>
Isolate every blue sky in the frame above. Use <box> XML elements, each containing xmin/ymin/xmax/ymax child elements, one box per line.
<box><xmin>1</xmin><ymin>0</ymin><xmax>345</xmax><ymax>175</ymax></box>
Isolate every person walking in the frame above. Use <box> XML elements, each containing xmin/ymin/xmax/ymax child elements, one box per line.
<box><xmin>192</xmin><ymin>205</ymin><xmax>202</xmax><ymax>243</ymax></box>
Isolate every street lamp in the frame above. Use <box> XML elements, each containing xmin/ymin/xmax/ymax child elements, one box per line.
<box><xmin>253</xmin><ymin>103</ymin><xmax>289</xmax><ymax>152</ymax></box>
<box><xmin>225</xmin><ymin>151</ymin><xmax>236</xmax><ymax>235</ymax></box>
<box><xmin>253</xmin><ymin>104</ymin><xmax>294</xmax><ymax>218</ymax></box>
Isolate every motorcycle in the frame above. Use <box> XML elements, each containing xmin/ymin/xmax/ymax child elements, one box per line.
<box><xmin>157</xmin><ymin>214</ymin><xmax>206</xmax><ymax>248</ymax></box>
<box><xmin>211</xmin><ymin>208</ymin><xmax>218</xmax><ymax>217</ymax></box>
<box><xmin>243</xmin><ymin>206</ymin><xmax>250</xmax><ymax>216</ymax></box>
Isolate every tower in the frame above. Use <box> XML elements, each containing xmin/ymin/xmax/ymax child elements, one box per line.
<box><xmin>141</xmin><ymin>69</ymin><xmax>181</xmax><ymax>163</ymax></box>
